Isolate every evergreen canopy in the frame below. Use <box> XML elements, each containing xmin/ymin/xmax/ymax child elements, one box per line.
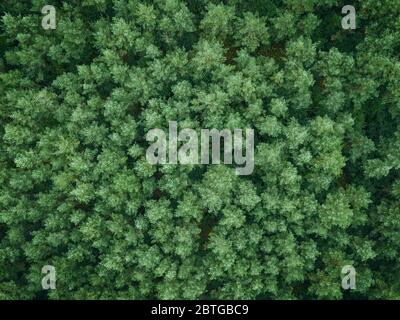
<box><xmin>0</xmin><ymin>0</ymin><xmax>399</xmax><ymax>299</ymax></box>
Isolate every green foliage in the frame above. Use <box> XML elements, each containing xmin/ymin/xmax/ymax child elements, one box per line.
<box><xmin>0</xmin><ymin>0</ymin><xmax>399</xmax><ymax>300</ymax></box>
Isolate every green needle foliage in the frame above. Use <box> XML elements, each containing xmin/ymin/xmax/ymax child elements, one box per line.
<box><xmin>0</xmin><ymin>0</ymin><xmax>399</xmax><ymax>299</ymax></box>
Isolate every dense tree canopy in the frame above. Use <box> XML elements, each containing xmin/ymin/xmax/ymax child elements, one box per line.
<box><xmin>0</xmin><ymin>0</ymin><xmax>399</xmax><ymax>299</ymax></box>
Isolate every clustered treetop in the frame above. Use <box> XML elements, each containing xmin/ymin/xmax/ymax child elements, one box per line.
<box><xmin>0</xmin><ymin>0</ymin><xmax>400</xmax><ymax>299</ymax></box>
